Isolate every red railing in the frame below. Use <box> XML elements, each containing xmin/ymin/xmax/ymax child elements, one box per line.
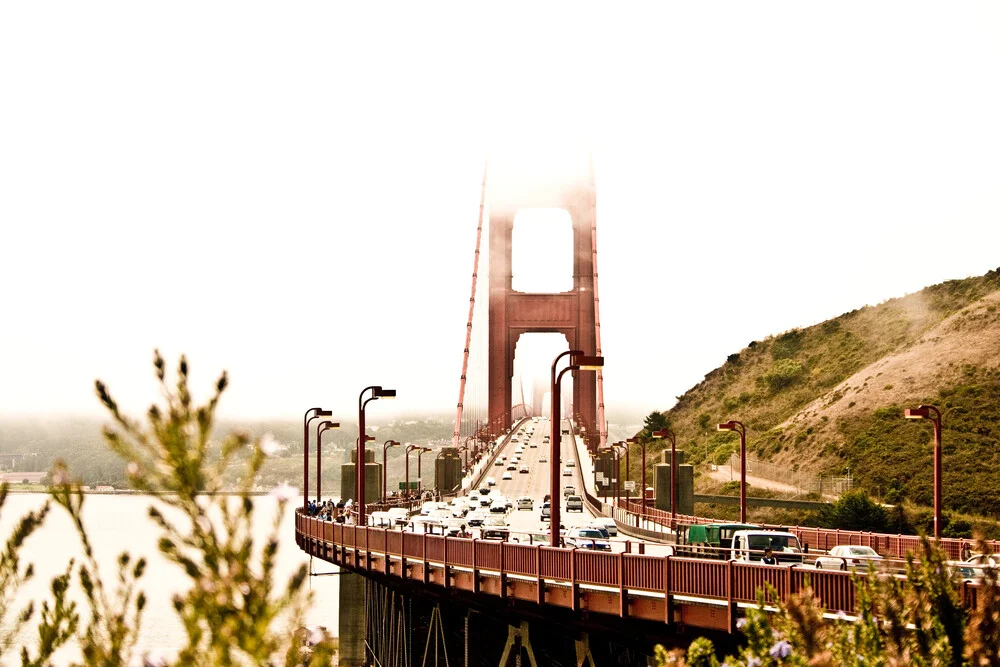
<box><xmin>296</xmin><ymin>511</ymin><xmax>984</xmax><ymax>632</ymax></box>
<box><xmin>617</xmin><ymin>499</ymin><xmax>998</xmax><ymax>561</ymax></box>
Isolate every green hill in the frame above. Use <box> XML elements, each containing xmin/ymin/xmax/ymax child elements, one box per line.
<box><xmin>642</xmin><ymin>267</ymin><xmax>1000</xmax><ymax>520</ymax></box>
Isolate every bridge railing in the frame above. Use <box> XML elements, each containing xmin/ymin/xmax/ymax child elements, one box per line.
<box><xmin>295</xmin><ymin>510</ymin><xmax>892</xmax><ymax>627</ymax></box>
<box><xmin>615</xmin><ymin>499</ymin><xmax>999</xmax><ymax>562</ymax></box>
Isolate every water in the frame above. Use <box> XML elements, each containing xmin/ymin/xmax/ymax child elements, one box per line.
<box><xmin>0</xmin><ymin>493</ymin><xmax>340</xmax><ymax>664</ymax></box>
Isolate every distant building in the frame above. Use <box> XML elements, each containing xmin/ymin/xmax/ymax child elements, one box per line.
<box><xmin>0</xmin><ymin>472</ymin><xmax>46</xmax><ymax>484</ymax></box>
<box><xmin>94</xmin><ymin>485</ymin><xmax>115</xmax><ymax>492</ymax></box>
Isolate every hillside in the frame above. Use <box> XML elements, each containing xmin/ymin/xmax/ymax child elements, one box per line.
<box><xmin>644</xmin><ymin>268</ymin><xmax>1000</xmax><ymax>519</ymax></box>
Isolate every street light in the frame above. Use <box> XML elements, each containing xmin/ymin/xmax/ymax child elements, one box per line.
<box><xmin>417</xmin><ymin>447</ymin><xmax>433</xmax><ymax>496</ymax></box>
<box><xmin>651</xmin><ymin>429</ymin><xmax>676</xmax><ymax>519</ymax></box>
<box><xmin>550</xmin><ymin>350</ymin><xmax>604</xmax><ymax>547</ymax></box>
<box><xmin>905</xmin><ymin>404</ymin><xmax>943</xmax><ymax>540</ymax></box>
<box><xmin>717</xmin><ymin>420</ymin><xmax>747</xmax><ymax>523</ymax></box>
<box><xmin>611</xmin><ymin>442</ymin><xmax>627</xmax><ymax>506</ymax></box>
<box><xmin>303</xmin><ymin>407</ymin><xmax>332</xmax><ymax>509</ymax></box>
<box><xmin>622</xmin><ymin>438</ymin><xmax>636</xmax><ymax>502</ymax></box>
<box><xmin>358</xmin><ymin>386</ymin><xmax>396</xmax><ymax>525</ymax></box>
<box><xmin>382</xmin><ymin>440</ymin><xmax>400</xmax><ymax>504</ymax></box>
<box><xmin>316</xmin><ymin>420</ymin><xmax>341</xmax><ymax>502</ymax></box>
<box><xmin>404</xmin><ymin>443</ymin><xmax>420</xmax><ymax>499</ymax></box>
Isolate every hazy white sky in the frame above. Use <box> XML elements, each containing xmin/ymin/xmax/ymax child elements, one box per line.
<box><xmin>2</xmin><ymin>2</ymin><xmax>999</xmax><ymax>426</ymax></box>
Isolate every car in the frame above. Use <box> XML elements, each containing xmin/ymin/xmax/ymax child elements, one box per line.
<box><xmin>562</xmin><ymin>468</ymin><xmax>573</xmax><ymax>477</ymax></box>
<box><xmin>387</xmin><ymin>507</ymin><xmax>410</xmax><ymax>527</ymax></box>
<box><xmin>506</xmin><ymin>463</ymin><xmax>517</xmax><ymax>471</ymax></box>
<box><xmin>517</xmin><ymin>497</ymin><xmax>534</xmax><ymax>511</ymax></box>
<box><xmin>541</xmin><ymin>502</ymin><xmax>551</xmax><ymax>520</ymax></box>
<box><xmin>815</xmin><ymin>545</ymin><xmax>883</xmax><ymax>571</ymax></box>
<box><xmin>964</xmin><ymin>553</ymin><xmax>1000</xmax><ymax>567</ymax></box>
<box><xmin>466</xmin><ymin>511</ymin><xmax>488</xmax><ymax>526</ymax></box>
<box><xmin>590</xmin><ymin>517</ymin><xmax>618</xmax><ymax>537</ymax></box>
<box><xmin>565</xmin><ymin>528</ymin><xmax>612</xmax><ymax>551</ymax></box>
<box><xmin>563</xmin><ymin>485</ymin><xmax>576</xmax><ymax>497</ymax></box>
<box><xmin>566</xmin><ymin>460</ymin><xmax>575</xmax><ymax>467</ymax></box>
<box><xmin>502</xmin><ymin>471</ymin><xmax>513</xmax><ymax>480</ymax></box>
<box><xmin>495</xmin><ymin>460</ymin><xmax>504</xmax><ymax>467</ymax></box>
<box><xmin>490</xmin><ymin>500</ymin><xmax>508</xmax><ymax>514</ymax></box>
<box><xmin>539</xmin><ymin>456</ymin><xmax>548</xmax><ymax>463</ymax></box>
<box><xmin>486</xmin><ymin>477</ymin><xmax>496</xmax><ymax>486</ymax></box>
<box><xmin>478</xmin><ymin>486</ymin><xmax>490</xmax><ymax>495</ymax></box>
<box><xmin>482</xmin><ymin>526</ymin><xmax>510</xmax><ymax>541</ymax></box>
<box><xmin>529</xmin><ymin>443</ymin><xmax>537</xmax><ymax>448</ymax></box>
<box><xmin>519</xmin><ymin>466</ymin><xmax>529</xmax><ymax>474</ymax></box>
<box><xmin>566</xmin><ymin>495</ymin><xmax>584</xmax><ymax>512</ymax></box>
<box><xmin>949</xmin><ymin>561</ymin><xmax>990</xmax><ymax>583</ymax></box>
<box><xmin>478</xmin><ymin>495</ymin><xmax>492</xmax><ymax>507</ymax></box>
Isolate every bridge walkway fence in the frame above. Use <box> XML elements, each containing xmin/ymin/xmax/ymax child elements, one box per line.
<box><xmin>564</xmin><ymin>421</ymin><xmax>998</xmax><ymax>561</ymax></box>
<box><xmin>296</xmin><ymin>510</ymin><xmax>982</xmax><ymax>636</ymax></box>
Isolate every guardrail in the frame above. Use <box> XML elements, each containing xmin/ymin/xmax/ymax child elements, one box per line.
<box><xmin>294</xmin><ymin>510</ymin><xmax>983</xmax><ymax>633</ymax></box>
<box><xmin>616</xmin><ymin>499</ymin><xmax>999</xmax><ymax>561</ymax></box>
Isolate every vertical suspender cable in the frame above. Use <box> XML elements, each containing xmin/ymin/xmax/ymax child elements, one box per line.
<box><xmin>454</xmin><ymin>161</ymin><xmax>489</xmax><ymax>447</ymax></box>
<box><xmin>590</xmin><ymin>157</ymin><xmax>607</xmax><ymax>451</ymax></box>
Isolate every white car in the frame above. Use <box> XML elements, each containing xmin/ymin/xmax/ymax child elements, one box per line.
<box><xmin>502</xmin><ymin>471</ymin><xmax>513</xmax><ymax>480</ymax></box>
<box><xmin>486</xmin><ymin>477</ymin><xmax>496</xmax><ymax>486</ymax></box>
<box><xmin>489</xmin><ymin>500</ymin><xmax>508</xmax><ymax>514</ymax></box>
<box><xmin>562</xmin><ymin>467</ymin><xmax>573</xmax><ymax>477</ymax></box>
<box><xmin>517</xmin><ymin>497</ymin><xmax>534</xmax><ymax>511</ymax></box>
<box><xmin>566</xmin><ymin>460</ymin><xmax>575</xmax><ymax>467</ymax></box>
<box><xmin>591</xmin><ymin>517</ymin><xmax>618</xmax><ymax>536</ymax></box>
<box><xmin>539</xmin><ymin>456</ymin><xmax>548</xmax><ymax>463</ymax></box>
<box><xmin>566</xmin><ymin>495</ymin><xmax>584</xmax><ymax>512</ymax></box>
<box><xmin>519</xmin><ymin>466</ymin><xmax>529</xmax><ymax>474</ymax></box>
<box><xmin>565</xmin><ymin>528</ymin><xmax>612</xmax><ymax>551</ymax></box>
<box><xmin>814</xmin><ymin>545</ymin><xmax>883</xmax><ymax>571</ymax></box>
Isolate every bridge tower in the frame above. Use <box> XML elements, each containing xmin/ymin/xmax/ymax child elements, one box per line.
<box><xmin>487</xmin><ymin>156</ymin><xmax>600</xmax><ymax>437</ymax></box>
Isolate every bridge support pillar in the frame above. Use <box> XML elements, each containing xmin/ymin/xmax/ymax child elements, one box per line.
<box><xmin>338</xmin><ymin>571</ymin><xmax>366</xmax><ymax>667</ymax></box>
<box><xmin>574</xmin><ymin>633</ymin><xmax>597</xmax><ymax>667</ymax></box>
<box><xmin>498</xmin><ymin>621</ymin><xmax>538</xmax><ymax>667</ymax></box>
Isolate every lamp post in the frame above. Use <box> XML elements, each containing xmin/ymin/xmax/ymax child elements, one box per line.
<box><xmin>417</xmin><ymin>447</ymin><xmax>432</xmax><ymax>496</ymax></box>
<box><xmin>404</xmin><ymin>444</ymin><xmax>420</xmax><ymax>500</ymax></box>
<box><xmin>611</xmin><ymin>442</ymin><xmax>627</xmax><ymax>506</ymax></box>
<box><xmin>550</xmin><ymin>350</ymin><xmax>604</xmax><ymax>547</ymax></box>
<box><xmin>382</xmin><ymin>440</ymin><xmax>400</xmax><ymax>504</ymax></box>
<box><xmin>904</xmin><ymin>404</ymin><xmax>943</xmax><ymax>540</ymax></box>
<box><xmin>622</xmin><ymin>439</ymin><xmax>635</xmax><ymax>502</ymax></box>
<box><xmin>357</xmin><ymin>386</ymin><xmax>396</xmax><ymax>525</ymax></box>
<box><xmin>316</xmin><ymin>420</ymin><xmax>340</xmax><ymax>503</ymax></box>
<box><xmin>717</xmin><ymin>420</ymin><xmax>747</xmax><ymax>523</ymax></box>
<box><xmin>652</xmin><ymin>429</ymin><xmax>676</xmax><ymax>519</ymax></box>
<box><xmin>303</xmin><ymin>407</ymin><xmax>332</xmax><ymax>509</ymax></box>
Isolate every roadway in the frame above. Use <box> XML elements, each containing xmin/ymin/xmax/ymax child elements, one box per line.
<box><xmin>467</xmin><ymin>417</ymin><xmax>671</xmax><ymax>555</ymax></box>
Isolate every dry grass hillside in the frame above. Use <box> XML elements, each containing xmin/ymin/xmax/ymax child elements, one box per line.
<box><xmin>643</xmin><ymin>268</ymin><xmax>1000</xmax><ymax>519</ymax></box>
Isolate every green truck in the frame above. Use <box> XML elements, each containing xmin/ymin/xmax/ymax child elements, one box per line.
<box><xmin>675</xmin><ymin>523</ymin><xmax>760</xmax><ymax>559</ymax></box>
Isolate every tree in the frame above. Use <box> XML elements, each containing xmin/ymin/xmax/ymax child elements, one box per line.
<box><xmin>643</xmin><ymin>411</ymin><xmax>669</xmax><ymax>434</ymax></box>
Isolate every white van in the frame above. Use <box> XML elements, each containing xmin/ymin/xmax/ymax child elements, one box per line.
<box><xmin>730</xmin><ymin>530</ymin><xmax>804</xmax><ymax>564</ymax></box>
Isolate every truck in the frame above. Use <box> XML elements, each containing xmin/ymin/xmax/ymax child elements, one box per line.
<box><xmin>730</xmin><ymin>530</ymin><xmax>804</xmax><ymax>564</ymax></box>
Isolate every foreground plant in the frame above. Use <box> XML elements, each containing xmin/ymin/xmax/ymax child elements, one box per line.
<box><xmin>657</xmin><ymin>537</ymin><xmax>1000</xmax><ymax>666</ymax></box>
<box><xmin>93</xmin><ymin>350</ymin><xmax>335</xmax><ymax>666</ymax></box>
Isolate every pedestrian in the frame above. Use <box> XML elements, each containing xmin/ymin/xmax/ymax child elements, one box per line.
<box><xmin>761</xmin><ymin>546</ymin><xmax>777</xmax><ymax>565</ymax></box>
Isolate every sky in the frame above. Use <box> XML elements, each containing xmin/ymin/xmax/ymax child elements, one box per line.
<box><xmin>2</xmin><ymin>2</ymin><xmax>999</xmax><ymax>428</ymax></box>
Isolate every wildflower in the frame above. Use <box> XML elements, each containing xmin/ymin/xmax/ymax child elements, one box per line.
<box><xmin>308</xmin><ymin>626</ymin><xmax>325</xmax><ymax>646</ymax></box>
<box><xmin>836</xmin><ymin>609</ymin><xmax>849</xmax><ymax>621</ymax></box>
<box><xmin>736</xmin><ymin>618</ymin><xmax>748</xmax><ymax>630</ymax></box>
<box><xmin>259</xmin><ymin>433</ymin><xmax>280</xmax><ymax>456</ymax></box>
<box><xmin>747</xmin><ymin>658</ymin><xmax>761</xmax><ymax>667</ymax></box>
<box><xmin>127</xmin><ymin>462</ymin><xmax>140</xmax><ymax>477</ymax></box>
<box><xmin>271</xmin><ymin>482</ymin><xmax>297</xmax><ymax>502</ymax></box>
<box><xmin>769</xmin><ymin>640</ymin><xmax>792</xmax><ymax>660</ymax></box>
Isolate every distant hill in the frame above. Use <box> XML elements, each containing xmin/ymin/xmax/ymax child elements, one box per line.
<box><xmin>647</xmin><ymin>268</ymin><xmax>1000</xmax><ymax>519</ymax></box>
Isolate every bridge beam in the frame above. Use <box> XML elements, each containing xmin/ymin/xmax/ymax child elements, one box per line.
<box><xmin>487</xmin><ymin>156</ymin><xmax>599</xmax><ymax>436</ymax></box>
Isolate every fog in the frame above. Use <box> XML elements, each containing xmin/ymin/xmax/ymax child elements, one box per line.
<box><xmin>2</xmin><ymin>3</ymin><xmax>999</xmax><ymax>430</ymax></box>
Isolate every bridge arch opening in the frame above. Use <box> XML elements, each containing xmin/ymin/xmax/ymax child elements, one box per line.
<box><xmin>511</xmin><ymin>208</ymin><xmax>573</xmax><ymax>294</ymax></box>
<box><xmin>512</xmin><ymin>332</ymin><xmax>570</xmax><ymax>420</ymax></box>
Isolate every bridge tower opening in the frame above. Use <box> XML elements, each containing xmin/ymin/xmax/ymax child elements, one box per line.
<box><xmin>487</xmin><ymin>154</ymin><xmax>600</xmax><ymax>443</ymax></box>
